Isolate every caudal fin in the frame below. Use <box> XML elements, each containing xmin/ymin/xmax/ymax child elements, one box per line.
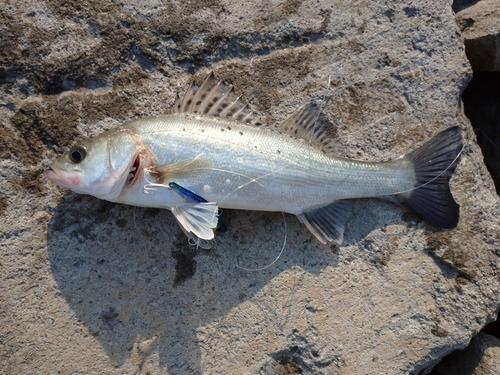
<box><xmin>400</xmin><ymin>126</ymin><xmax>463</xmax><ymax>228</ymax></box>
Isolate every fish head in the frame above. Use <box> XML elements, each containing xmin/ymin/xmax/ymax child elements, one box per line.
<box><xmin>44</xmin><ymin>129</ymin><xmax>146</xmax><ymax>201</ymax></box>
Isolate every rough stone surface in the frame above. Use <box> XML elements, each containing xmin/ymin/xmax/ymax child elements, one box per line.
<box><xmin>455</xmin><ymin>0</ymin><xmax>500</xmax><ymax>71</ymax></box>
<box><xmin>1</xmin><ymin>1</ymin><xmax>500</xmax><ymax>374</ymax></box>
<box><xmin>430</xmin><ymin>332</ymin><xmax>500</xmax><ymax>375</ymax></box>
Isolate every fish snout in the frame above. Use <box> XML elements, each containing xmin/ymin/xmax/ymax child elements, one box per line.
<box><xmin>44</xmin><ymin>168</ymin><xmax>81</xmax><ymax>188</ymax></box>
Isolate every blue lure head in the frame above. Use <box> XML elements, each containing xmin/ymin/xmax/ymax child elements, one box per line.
<box><xmin>168</xmin><ymin>182</ymin><xmax>226</xmax><ymax>233</ymax></box>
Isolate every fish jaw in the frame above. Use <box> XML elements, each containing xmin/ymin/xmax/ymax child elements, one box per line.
<box><xmin>43</xmin><ymin>159</ymin><xmax>129</xmax><ymax>199</ymax></box>
<box><xmin>44</xmin><ymin>167</ymin><xmax>81</xmax><ymax>189</ymax></box>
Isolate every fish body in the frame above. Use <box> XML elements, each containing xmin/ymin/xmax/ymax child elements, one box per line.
<box><xmin>44</xmin><ymin>73</ymin><xmax>462</xmax><ymax>246</ymax></box>
<box><xmin>112</xmin><ymin>114</ymin><xmax>414</xmax><ymax>211</ymax></box>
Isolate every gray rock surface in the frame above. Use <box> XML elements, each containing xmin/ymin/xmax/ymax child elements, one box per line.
<box><xmin>1</xmin><ymin>1</ymin><xmax>500</xmax><ymax>374</ymax></box>
<box><xmin>430</xmin><ymin>332</ymin><xmax>500</xmax><ymax>375</ymax></box>
<box><xmin>455</xmin><ymin>0</ymin><xmax>500</xmax><ymax>71</ymax></box>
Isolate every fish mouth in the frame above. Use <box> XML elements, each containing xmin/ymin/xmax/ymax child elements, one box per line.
<box><xmin>125</xmin><ymin>150</ymin><xmax>156</xmax><ymax>187</ymax></box>
<box><xmin>43</xmin><ymin>167</ymin><xmax>81</xmax><ymax>188</ymax></box>
<box><xmin>126</xmin><ymin>154</ymin><xmax>142</xmax><ymax>185</ymax></box>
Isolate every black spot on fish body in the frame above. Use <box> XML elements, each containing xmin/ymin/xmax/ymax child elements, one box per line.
<box><xmin>239</xmin><ymin>131</ymin><xmax>243</xmax><ymax>135</ymax></box>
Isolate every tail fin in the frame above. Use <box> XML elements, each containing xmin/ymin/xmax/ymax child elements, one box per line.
<box><xmin>399</xmin><ymin>126</ymin><xmax>462</xmax><ymax>228</ymax></box>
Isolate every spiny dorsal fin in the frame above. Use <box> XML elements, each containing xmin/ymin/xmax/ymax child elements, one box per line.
<box><xmin>279</xmin><ymin>104</ymin><xmax>338</xmax><ymax>155</ymax></box>
<box><xmin>173</xmin><ymin>72</ymin><xmax>262</xmax><ymax>126</ymax></box>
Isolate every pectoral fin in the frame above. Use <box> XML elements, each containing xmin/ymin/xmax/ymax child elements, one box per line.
<box><xmin>149</xmin><ymin>156</ymin><xmax>213</xmax><ymax>184</ymax></box>
<box><xmin>297</xmin><ymin>200</ymin><xmax>352</xmax><ymax>245</ymax></box>
<box><xmin>171</xmin><ymin>202</ymin><xmax>219</xmax><ymax>241</ymax></box>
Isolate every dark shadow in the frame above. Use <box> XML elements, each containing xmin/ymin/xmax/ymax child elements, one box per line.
<box><xmin>47</xmin><ymin>192</ymin><xmax>339</xmax><ymax>373</ymax></box>
<box><xmin>452</xmin><ymin>0</ymin><xmax>480</xmax><ymax>13</ymax></box>
<box><xmin>461</xmin><ymin>72</ymin><xmax>500</xmax><ymax>195</ymax></box>
<box><xmin>46</xmin><ymin>191</ymin><xmax>420</xmax><ymax>373</ymax></box>
<box><xmin>482</xmin><ymin>309</ymin><xmax>500</xmax><ymax>340</ymax></box>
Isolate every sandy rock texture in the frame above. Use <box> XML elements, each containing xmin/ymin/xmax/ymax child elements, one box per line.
<box><xmin>1</xmin><ymin>1</ymin><xmax>500</xmax><ymax>374</ymax></box>
<box><xmin>455</xmin><ymin>0</ymin><xmax>500</xmax><ymax>72</ymax></box>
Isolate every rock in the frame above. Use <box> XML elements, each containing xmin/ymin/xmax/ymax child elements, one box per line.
<box><xmin>1</xmin><ymin>1</ymin><xmax>500</xmax><ymax>374</ymax></box>
<box><xmin>455</xmin><ymin>0</ymin><xmax>500</xmax><ymax>71</ymax></box>
<box><xmin>430</xmin><ymin>332</ymin><xmax>500</xmax><ymax>375</ymax></box>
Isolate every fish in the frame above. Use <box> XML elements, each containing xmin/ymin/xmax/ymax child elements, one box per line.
<box><xmin>44</xmin><ymin>72</ymin><xmax>463</xmax><ymax>248</ymax></box>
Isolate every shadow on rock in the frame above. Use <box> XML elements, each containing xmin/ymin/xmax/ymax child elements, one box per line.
<box><xmin>46</xmin><ymin>192</ymin><xmax>347</xmax><ymax>373</ymax></box>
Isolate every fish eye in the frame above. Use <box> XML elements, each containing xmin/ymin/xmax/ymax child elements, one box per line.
<box><xmin>69</xmin><ymin>145</ymin><xmax>87</xmax><ymax>164</ymax></box>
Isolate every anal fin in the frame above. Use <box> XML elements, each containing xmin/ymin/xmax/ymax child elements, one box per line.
<box><xmin>297</xmin><ymin>201</ymin><xmax>352</xmax><ymax>245</ymax></box>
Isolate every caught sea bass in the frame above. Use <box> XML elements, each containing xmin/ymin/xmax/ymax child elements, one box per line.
<box><xmin>44</xmin><ymin>73</ymin><xmax>462</xmax><ymax>248</ymax></box>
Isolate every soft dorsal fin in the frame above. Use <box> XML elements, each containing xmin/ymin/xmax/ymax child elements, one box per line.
<box><xmin>279</xmin><ymin>104</ymin><xmax>338</xmax><ymax>155</ymax></box>
<box><xmin>173</xmin><ymin>72</ymin><xmax>262</xmax><ymax>126</ymax></box>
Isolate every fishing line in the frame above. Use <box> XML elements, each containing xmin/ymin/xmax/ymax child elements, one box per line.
<box><xmin>199</xmin><ymin>160</ymin><xmax>296</xmax><ymax>268</ymax></box>
<box><xmin>378</xmin><ymin>128</ymin><xmax>469</xmax><ymax>198</ymax></box>
<box><xmin>141</xmin><ymin>161</ymin><xmax>291</xmax><ymax>251</ymax></box>
<box><xmin>222</xmin><ymin>210</ymin><xmax>288</xmax><ymax>272</ymax></box>
<box><xmin>131</xmin><ymin>191</ymin><xmax>143</xmax><ymax>235</ymax></box>
<box><xmin>474</xmin><ymin>128</ymin><xmax>500</xmax><ymax>153</ymax></box>
<box><xmin>319</xmin><ymin>72</ymin><xmax>468</xmax><ymax>199</ymax></box>
<box><xmin>186</xmin><ymin>163</ymin><xmax>293</xmax><ymax>268</ymax></box>
<box><xmin>216</xmin><ymin>162</ymin><xmax>293</xmax><ymax>208</ymax></box>
<box><xmin>209</xmin><ymin>168</ymin><xmax>266</xmax><ymax>188</ymax></box>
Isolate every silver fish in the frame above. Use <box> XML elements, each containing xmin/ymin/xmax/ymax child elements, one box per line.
<box><xmin>44</xmin><ymin>73</ymin><xmax>462</xmax><ymax>248</ymax></box>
